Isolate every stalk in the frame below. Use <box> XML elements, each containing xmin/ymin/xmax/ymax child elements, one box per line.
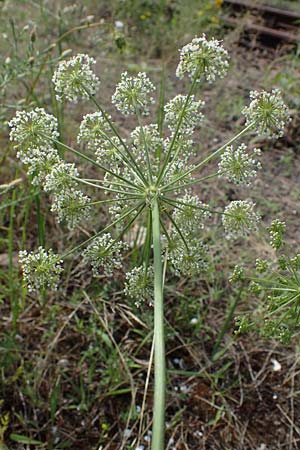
<box><xmin>151</xmin><ymin>198</ymin><xmax>166</xmax><ymax>450</ymax></box>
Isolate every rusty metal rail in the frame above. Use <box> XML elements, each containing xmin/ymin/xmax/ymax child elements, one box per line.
<box><xmin>223</xmin><ymin>0</ymin><xmax>300</xmax><ymax>44</ymax></box>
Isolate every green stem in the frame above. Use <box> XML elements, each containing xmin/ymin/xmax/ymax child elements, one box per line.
<box><xmin>47</xmin><ymin>136</ymin><xmax>139</xmax><ymax>190</ymax></box>
<box><xmin>151</xmin><ymin>198</ymin><xmax>166</xmax><ymax>450</ymax></box>
<box><xmin>63</xmin><ymin>201</ymin><xmax>145</xmax><ymax>258</ymax></box>
<box><xmin>161</xmin><ymin>123</ymin><xmax>254</xmax><ymax>191</ymax></box>
<box><xmin>162</xmin><ymin>170</ymin><xmax>226</xmax><ymax>193</ymax></box>
<box><xmin>156</xmin><ymin>66</ymin><xmax>201</xmax><ymax>186</ymax></box>
<box><xmin>133</xmin><ymin>99</ymin><xmax>153</xmax><ymax>184</ymax></box>
<box><xmin>9</xmin><ymin>189</ymin><xmax>18</xmax><ymax>330</ymax></box>
<box><xmin>86</xmin><ymin>91</ymin><xmax>148</xmax><ymax>186</ymax></box>
<box><xmin>74</xmin><ymin>177</ymin><xmax>142</xmax><ymax>197</ymax></box>
<box><xmin>212</xmin><ymin>287</ymin><xmax>242</xmax><ymax>360</ymax></box>
<box><xmin>83</xmin><ymin>178</ymin><xmax>143</xmax><ymax>192</ymax></box>
<box><xmin>161</xmin><ymin>196</ymin><xmax>226</xmax><ymax>217</ymax></box>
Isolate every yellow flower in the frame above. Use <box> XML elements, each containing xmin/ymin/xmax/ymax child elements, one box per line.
<box><xmin>215</xmin><ymin>0</ymin><xmax>223</xmax><ymax>8</ymax></box>
<box><xmin>211</xmin><ymin>16</ymin><xmax>220</xmax><ymax>24</ymax></box>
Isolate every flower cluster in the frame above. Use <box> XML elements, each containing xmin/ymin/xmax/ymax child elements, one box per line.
<box><xmin>255</xmin><ymin>258</ymin><xmax>268</xmax><ymax>273</ymax></box>
<box><xmin>165</xmin><ymin>193</ymin><xmax>210</xmax><ymax>276</ymax></box>
<box><xmin>164</xmin><ymin>95</ymin><xmax>205</xmax><ymax>135</ymax></box>
<box><xmin>77</xmin><ymin>111</ymin><xmax>112</xmax><ymax>152</ymax></box>
<box><xmin>171</xmin><ymin>193</ymin><xmax>210</xmax><ymax>234</ymax></box>
<box><xmin>9</xmin><ymin>108</ymin><xmax>59</xmax><ymax>155</ymax></box>
<box><xmin>242</xmin><ymin>89</ymin><xmax>291</xmax><ymax>139</ymax></box>
<box><xmin>44</xmin><ymin>161</ymin><xmax>79</xmax><ymax>193</ymax></box>
<box><xmin>52</xmin><ymin>54</ymin><xmax>100</xmax><ymax>103</ymax></box>
<box><xmin>268</xmin><ymin>219</ymin><xmax>286</xmax><ymax>250</ymax></box>
<box><xmin>23</xmin><ymin>148</ymin><xmax>61</xmax><ymax>186</ymax></box>
<box><xmin>168</xmin><ymin>236</ymin><xmax>208</xmax><ymax>277</ymax></box>
<box><xmin>124</xmin><ymin>265</ymin><xmax>154</xmax><ymax>306</ymax></box>
<box><xmin>229</xmin><ymin>264</ymin><xmax>244</xmax><ymax>283</ymax></box>
<box><xmin>130</xmin><ymin>124</ymin><xmax>163</xmax><ymax>176</ymax></box>
<box><xmin>19</xmin><ymin>247</ymin><xmax>63</xmax><ymax>292</ymax></box>
<box><xmin>222</xmin><ymin>200</ymin><xmax>260</xmax><ymax>239</ymax></box>
<box><xmin>218</xmin><ymin>143</ymin><xmax>261</xmax><ymax>185</ymax></box>
<box><xmin>9</xmin><ymin>107</ymin><xmax>91</xmax><ymax>229</ymax></box>
<box><xmin>176</xmin><ymin>34</ymin><xmax>229</xmax><ymax>83</ymax></box>
<box><xmin>112</xmin><ymin>72</ymin><xmax>155</xmax><ymax>115</ymax></box>
<box><xmin>83</xmin><ymin>233</ymin><xmax>128</xmax><ymax>277</ymax></box>
<box><xmin>51</xmin><ymin>189</ymin><xmax>91</xmax><ymax>229</ymax></box>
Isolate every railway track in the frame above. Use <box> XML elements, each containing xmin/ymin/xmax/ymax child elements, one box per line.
<box><xmin>223</xmin><ymin>0</ymin><xmax>300</xmax><ymax>44</ymax></box>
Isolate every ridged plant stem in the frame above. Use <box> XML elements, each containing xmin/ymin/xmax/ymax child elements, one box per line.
<box><xmin>151</xmin><ymin>198</ymin><xmax>166</xmax><ymax>450</ymax></box>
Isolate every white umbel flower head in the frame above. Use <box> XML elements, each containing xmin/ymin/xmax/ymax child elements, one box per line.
<box><xmin>218</xmin><ymin>143</ymin><xmax>261</xmax><ymax>185</ymax></box>
<box><xmin>222</xmin><ymin>200</ymin><xmax>260</xmax><ymax>239</ymax></box>
<box><xmin>242</xmin><ymin>89</ymin><xmax>290</xmax><ymax>139</ymax></box>
<box><xmin>9</xmin><ymin>108</ymin><xmax>59</xmax><ymax>151</ymax></box>
<box><xmin>51</xmin><ymin>189</ymin><xmax>91</xmax><ymax>229</ymax></box>
<box><xmin>44</xmin><ymin>161</ymin><xmax>79</xmax><ymax>193</ymax></box>
<box><xmin>26</xmin><ymin>148</ymin><xmax>61</xmax><ymax>186</ymax></box>
<box><xmin>168</xmin><ymin>236</ymin><xmax>208</xmax><ymax>277</ymax></box>
<box><xmin>176</xmin><ymin>34</ymin><xmax>229</xmax><ymax>83</ymax></box>
<box><xmin>112</xmin><ymin>71</ymin><xmax>155</xmax><ymax>116</ymax></box>
<box><xmin>130</xmin><ymin>123</ymin><xmax>163</xmax><ymax>173</ymax></box>
<box><xmin>19</xmin><ymin>247</ymin><xmax>63</xmax><ymax>292</ymax></box>
<box><xmin>77</xmin><ymin>111</ymin><xmax>112</xmax><ymax>151</ymax></box>
<box><xmin>172</xmin><ymin>193</ymin><xmax>210</xmax><ymax>235</ymax></box>
<box><xmin>164</xmin><ymin>94</ymin><xmax>205</xmax><ymax>135</ymax></box>
<box><xmin>124</xmin><ymin>265</ymin><xmax>154</xmax><ymax>306</ymax></box>
<box><xmin>83</xmin><ymin>233</ymin><xmax>127</xmax><ymax>277</ymax></box>
<box><xmin>52</xmin><ymin>54</ymin><xmax>100</xmax><ymax>102</ymax></box>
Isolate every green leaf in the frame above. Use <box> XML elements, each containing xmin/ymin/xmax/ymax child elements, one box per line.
<box><xmin>10</xmin><ymin>434</ymin><xmax>44</xmax><ymax>445</ymax></box>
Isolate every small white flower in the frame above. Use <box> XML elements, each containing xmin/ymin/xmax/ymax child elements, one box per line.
<box><xmin>176</xmin><ymin>34</ymin><xmax>229</xmax><ymax>83</ymax></box>
<box><xmin>218</xmin><ymin>143</ymin><xmax>261</xmax><ymax>185</ymax></box>
<box><xmin>83</xmin><ymin>233</ymin><xmax>127</xmax><ymax>277</ymax></box>
<box><xmin>19</xmin><ymin>247</ymin><xmax>63</xmax><ymax>292</ymax></box>
<box><xmin>112</xmin><ymin>71</ymin><xmax>155</xmax><ymax>116</ymax></box>
<box><xmin>115</xmin><ymin>20</ymin><xmax>124</xmax><ymax>30</ymax></box>
<box><xmin>242</xmin><ymin>89</ymin><xmax>291</xmax><ymax>139</ymax></box>
<box><xmin>9</xmin><ymin>108</ymin><xmax>59</xmax><ymax>151</ymax></box>
<box><xmin>222</xmin><ymin>200</ymin><xmax>260</xmax><ymax>239</ymax></box>
<box><xmin>52</xmin><ymin>54</ymin><xmax>100</xmax><ymax>102</ymax></box>
<box><xmin>164</xmin><ymin>94</ymin><xmax>205</xmax><ymax>135</ymax></box>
